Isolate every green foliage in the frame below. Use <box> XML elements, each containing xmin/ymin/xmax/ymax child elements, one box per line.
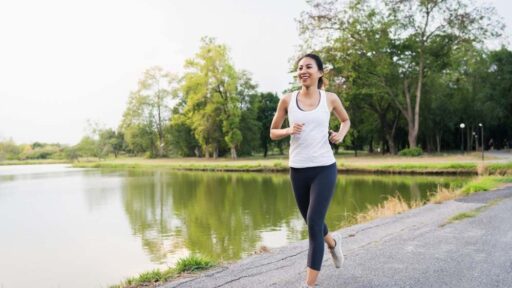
<box><xmin>486</xmin><ymin>162</ymin><xmax>512</xmax><ymax>176</ymax></box>
<box><xmin>398</xmin><ymin>147</ymin><xmax>423</xmax><ymax>157</ymax></box>
<box><xmin>76</xmin><ymin>136</ymin><xmax>99</xmax><ymax>158</ymax></box>
<box><xmin>180</xmin><ymin>37</ymin><xmax>256</xmax><ymax>158</ymax></box>
<box><xmin>119</xmin><ymin>66</ymin><xmax>178</xmax><ymax>157</ymax></box>
<box><xmin>238</xmin><ymin>100</ymin><xmax>261</xmax><ymax>156</ymax></box>
<box><xmin>110</xmin><ymin>254</ymin><xmax>214</xmax><ymax>287</ymax></box>
<box><xmin>166</xmin><ymin>115</ymin><xmax>200</xmax><ymax>157</ymax></box>
<box><xmin>459</xmin><ymin>176</ymin><xmax>512</xmax><ymax>195</ymax></box>
<box><xmin>298</xmin><ymin>0</ymin><xmax>505</xmax><ymax>152</ymax></box>
<box><xmin>0</xmin><ymin>140</ymin><xmax>74</xmax><ymax>161</ymax></box>
<box><xmin>19</xmin><ymin>145</ymin><xmax>60</xmax><ymax>160</ymax></box>
<box><xmin>0</xmin><ymin>140</ymin><xmax>20</xmax><ymax>160</ymax></box>
<box><xmin>256</xmin><ymin>92</ymin><xmax>279</xmax><ymax>157</ymax></box>
<box><xmin>175</xmin><ymin>255</ymin><xmax>215</xmax><ymax>273</ymax></box>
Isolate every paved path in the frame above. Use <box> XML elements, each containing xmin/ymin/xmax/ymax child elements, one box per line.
<box><xmin>486</xmin><ymin>150</ymin><xmax>512</xmax><ymax>162</ymax></box>
<box><xmin>162</xmin><ymin>185</ymin><xmax>512</xmax><ymax>288</ymax></box>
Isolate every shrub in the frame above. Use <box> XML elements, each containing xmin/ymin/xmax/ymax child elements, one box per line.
<box><xmin>398</xmin><ymin>147</ymin><xmax>423</xmax><ymax>157</ymax></box>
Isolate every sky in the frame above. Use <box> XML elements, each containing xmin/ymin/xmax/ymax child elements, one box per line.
<box><xmin>0</xmin><ymin>0</ymin><xmax>511</xmax><ymax>146</ymax></box>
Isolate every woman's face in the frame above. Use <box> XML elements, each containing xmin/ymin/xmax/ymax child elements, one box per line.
<box><xmin>297</xmin><ymin>57</ymin><xmax>323</xmax><ymax>88</ymax></box>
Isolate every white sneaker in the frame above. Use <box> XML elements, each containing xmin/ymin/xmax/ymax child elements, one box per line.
<box><xmin>328</xmin><ymin>233</ymin><xmax>344</xmax><ymax>268</ymax></box>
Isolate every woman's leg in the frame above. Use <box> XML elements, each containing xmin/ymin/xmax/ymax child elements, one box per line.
<box><xmin>305</xmin><ymin>163</ymin><xmax>337</xmax><ymax>284</ymax></box>
<box><xmin>290</xmin><ymin>167</ymin><xmax>312</xmax><ymax>224</ymax></box>
<box><xmin>324</xmin><ymin>233</ymin><xmax>336</xmax><ymax>249</ymax></box>
<box><xmin>290</xmin><ymin>168</ymin><xmax>330</xmax><ymax>238</ymax></box>
<box><xmin>290</xmin><ymin>164</ymin><xmax>337</xmax><ymax>285</ymax></box>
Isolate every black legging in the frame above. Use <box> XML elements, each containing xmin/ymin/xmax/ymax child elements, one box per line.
<box><xmin>290</xmin><ymin>162</ymin><xmax>337</xmax><ymax>271</ymax></box>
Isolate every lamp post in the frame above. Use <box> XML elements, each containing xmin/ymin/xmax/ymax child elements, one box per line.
<box><xmin>479</xmin><ymin>123</ymin><xmax>484</xmax><ymax>161</ymax></box>
<box><xmin>460</xmin><ymin>123</ymin><xmax>465</xmax><ymax>153</ymax></box>
<box><xmin>473</xmin><ymin>132</ymin><xmax>477</xmax><ymax>151</ymax></box>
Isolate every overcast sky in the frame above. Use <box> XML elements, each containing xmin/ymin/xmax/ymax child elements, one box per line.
<box><xmin>0</xmin><ymin>0</ymin><xmax>510</xmax><ymax>145</ymax></box>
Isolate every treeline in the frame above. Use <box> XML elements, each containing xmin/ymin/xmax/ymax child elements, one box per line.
<box><xmin>0</xmin><ymin>140</ymin><xmax>73</xmax><ymax>161</ymax></box>
<box><xmin>92</xmin><ymin>0</ymin><xmax>512</xmax><ymax>158</ymax></box>
<box><xmin>115</xmin><ymin>37</ymin><xmax>287</xmax><ymax>159</ymax></box>
<box><xmin>2</xmin><ymin>0</ymin><xmax>511</xmax><ymax>161</ymax></box>
<box><xmin>297</xmin><ymin>0</ymin><xmax>511</xmax><ymax>154</ymax></box>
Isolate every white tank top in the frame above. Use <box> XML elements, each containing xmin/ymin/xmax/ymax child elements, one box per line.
<box><xmin>287</xmin><ymin>90</ymin><xmax>336</xmax><ymax>168</ymax></box>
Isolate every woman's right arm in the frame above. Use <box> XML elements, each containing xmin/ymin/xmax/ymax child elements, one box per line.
<box><xmin>270</xmin><ymin>95</ymin><xmax>291</xmax><ymax>140</ymax></box>
<box><xmin>270</xmin><ymin>94</ymin><xmax>303</xmax><ymax>140</ymax></box>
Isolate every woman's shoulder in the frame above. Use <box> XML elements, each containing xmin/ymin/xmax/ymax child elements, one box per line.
<box><xmin>324</xmin><ymin>91</ymin><xmax>342</xmax><ymax>111</ymax></box>
<box><xmin>279</xmin><ymin>92</ymin><xmax>293</xmax><ymax>104</ymax></box>
<box><xmin>324</xmin><ymin>90</ymin><xmax>339</xmax><ymax>99</ymax></box>
<box><xmin>325</xmin><ymin>91</ymin><xmax>343</xmax><ymax>103</ymax></box>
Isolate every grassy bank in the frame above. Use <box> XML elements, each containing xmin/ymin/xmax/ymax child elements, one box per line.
<box><xmin>110</xmin><ymin>255</ymin><xmax>215</xmax><ymax>288</ymax></box>
<box><xmin>341</xmin><ymin>175</ymin><xmax>512</xmax><ymax>227</ymax></box>
<box><xmin>485</xmin><ymin>162</ymin><xmax>512</xmax><ymax>175</ymax></box>
<box><xmin>0</xmin><ymin>159</ymin><xmax>70</xmax><ymax>165</ymax></box>
<box><xmin>70</xmin><ymin>153</ymin><xmax>510</xmax><ymax>175</ymax></box>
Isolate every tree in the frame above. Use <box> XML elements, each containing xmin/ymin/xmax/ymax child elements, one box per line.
<box><xmin>237</xmin><ymin>71</ymin><xmax>261</xmax><ymax>156</ymax></box>
<box><xmin>166</xmin><ymin>113</ymin><xmax>200</xmax><ymax>157</ymax></box>
<box><xmin>256</xmin><ymin>92</ymin><xmax>279</xmax><ymax>157</ymax></box>
<box><xmin>76</xmin><ymin>136</ymin><xmax>99</xmax><ymax>158</ymax></box>
<box><xmin>0</xmin><ymin>139</ymin><xmax>20</xmax><ymax>160</ymax></box>
<box><xmin>181</xmin><ymin>37</ymin><xmax>244</xmax><ymax>159</ymax></box>
<box><xmin>119</xmin><ymin>66</ymin><xmax>178</xmax><ymax>157</ymax></box>
<box><xmin>97</xmin><ymin>128</ymin><xmax>125</xmax><ymax>158</ymax></box>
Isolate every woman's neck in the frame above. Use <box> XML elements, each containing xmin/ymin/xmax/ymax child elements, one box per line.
<box><xmin>300</xmin><ymin>86</ymin><xmax>320</xmax><ymax>98</ymax></box>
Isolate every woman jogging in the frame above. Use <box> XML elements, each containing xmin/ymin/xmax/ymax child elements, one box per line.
<box><xmin>270</xmin><ymin>53</ymin><xmax>351</xmax><ymax>287</ymax></box>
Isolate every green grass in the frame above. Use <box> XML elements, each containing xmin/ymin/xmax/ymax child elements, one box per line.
<box><xmin>175</xmin><ymin>255</ymin><xmax>215</xmax><ymax>273</ymax></box>
<box><xmin>110</xmin><ymin>255</ymin><xmax>215</xmax><ymax>288</ymax></box>
<box><xmin>441</xmin><ymin>199</ymin><xmax>502</xmax><ymax>227</ymax></box>
<box><xmin>0</xmin><ymin>159</ymin><xmax>70</xmax><ymax>165</ymax></box>
<box><xmin>72</xmin><ymin>157</ymin><xmax>485</xmax><ymax>175</ymax></box>
<box><xmin>459</xmin><ymin>176</ymin><xmax>512</xmax><ymax>195</ymax></box>
<box><xmin>486</xmin><ymin>162</ymin><xmax>512</xmax><ymax>175</ymax></box>
<box><xmin>335</xmin><ymin>162</ymin><xmax>479</xmax><ymax>176</ymax></box>
<box><xmin>340</xmin><ymin>175</ymin><xmax>512</xmax><ymax>228</ymax></box>
<box><xmin>448</xmin><ymin>210</ymin><xmax>481</xmax><ymax>222</ymax></box>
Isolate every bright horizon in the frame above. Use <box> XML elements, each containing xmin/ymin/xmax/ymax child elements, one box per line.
<box><xmin>0</xmin><ymin>0</ymin><xmax>510</xmax><ymax>146</ymax></box>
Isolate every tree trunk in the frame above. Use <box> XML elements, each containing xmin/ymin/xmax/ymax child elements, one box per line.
<box><xmin>353</xmin><ymin>137</ymin><xmax>358</xmax><ymax>157</ymax></box>
<box><xmin>230</xmin><ymin>146</ymin><xmax>237</xmax><ymax>159</ymax></box>
<box><xmin>397</xmin><ymin>54</ymin><xmax>423</xmax><ymax>149</ymax></box>
<box><xmin>436</xmin><ymin>133</ymin><xmax>441</xmax><ymax>153</ymax></box>
<box><xmin>204</xmin><ymin>145</ymin><xmax>210</xmax><ymax>158</ymax></box>
<box><xmin>213</xmin><ymin>145</ymin><xmax>218</xmax><ymax>159</ymax></box>
<box><xmin>385</xmin><ymin>134</ymin><xmax>396</xmax><ymax>154</ymax></box>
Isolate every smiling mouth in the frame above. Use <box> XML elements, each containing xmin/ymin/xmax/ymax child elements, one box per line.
<box><xmin>300</xmin><ymin>75</ymin><xmax>310</xmax><ymax>80</ymax></box>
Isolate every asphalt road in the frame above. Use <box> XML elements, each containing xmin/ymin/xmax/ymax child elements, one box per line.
<box><xmin>162</xmin><ymin>185</ymin><xmax>512</xmax><ymax>288</ymax></box>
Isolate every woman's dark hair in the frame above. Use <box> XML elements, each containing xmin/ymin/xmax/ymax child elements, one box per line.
<box><xmin>297</xmin><ymin>53</ymin><xmax>324</xmax><ymax>89</ymax></box>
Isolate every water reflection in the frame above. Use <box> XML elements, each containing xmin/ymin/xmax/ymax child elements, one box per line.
<box><xmin>116</xmin><ymin>170</ymin><xmax>467</xmax><ymax>263</ymax></box>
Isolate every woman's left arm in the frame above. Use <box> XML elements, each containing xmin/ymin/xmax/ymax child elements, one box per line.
<box><xmin>328</xmin><ymin>92</ymin><xmax>351</xmax><ymax>144</ymax></box>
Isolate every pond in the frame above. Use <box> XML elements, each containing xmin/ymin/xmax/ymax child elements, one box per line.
<box><xmin>0</xmin><ymin>164</ymin><xmax>470</xmax><ymax>288</ymax></box>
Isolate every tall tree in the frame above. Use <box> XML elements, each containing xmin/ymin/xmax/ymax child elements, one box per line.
<box><xmin>181</xmin><ymin>37</ymin><xmax>244</xmax><ymax>159</ymax></box>
<box><xmin>119</xmin><ymin>66</ymin><xmax>178</xmax><ymax>157</ymax></box>
<box><xmin>237</xmin><ymin>71</ymin><xmax>261</xmax><ymax>156</ymax></box>
<box><xmin>256</xmin><ymin>92</ymin><xmax>279</xmax><ymax>157</ymax></box>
